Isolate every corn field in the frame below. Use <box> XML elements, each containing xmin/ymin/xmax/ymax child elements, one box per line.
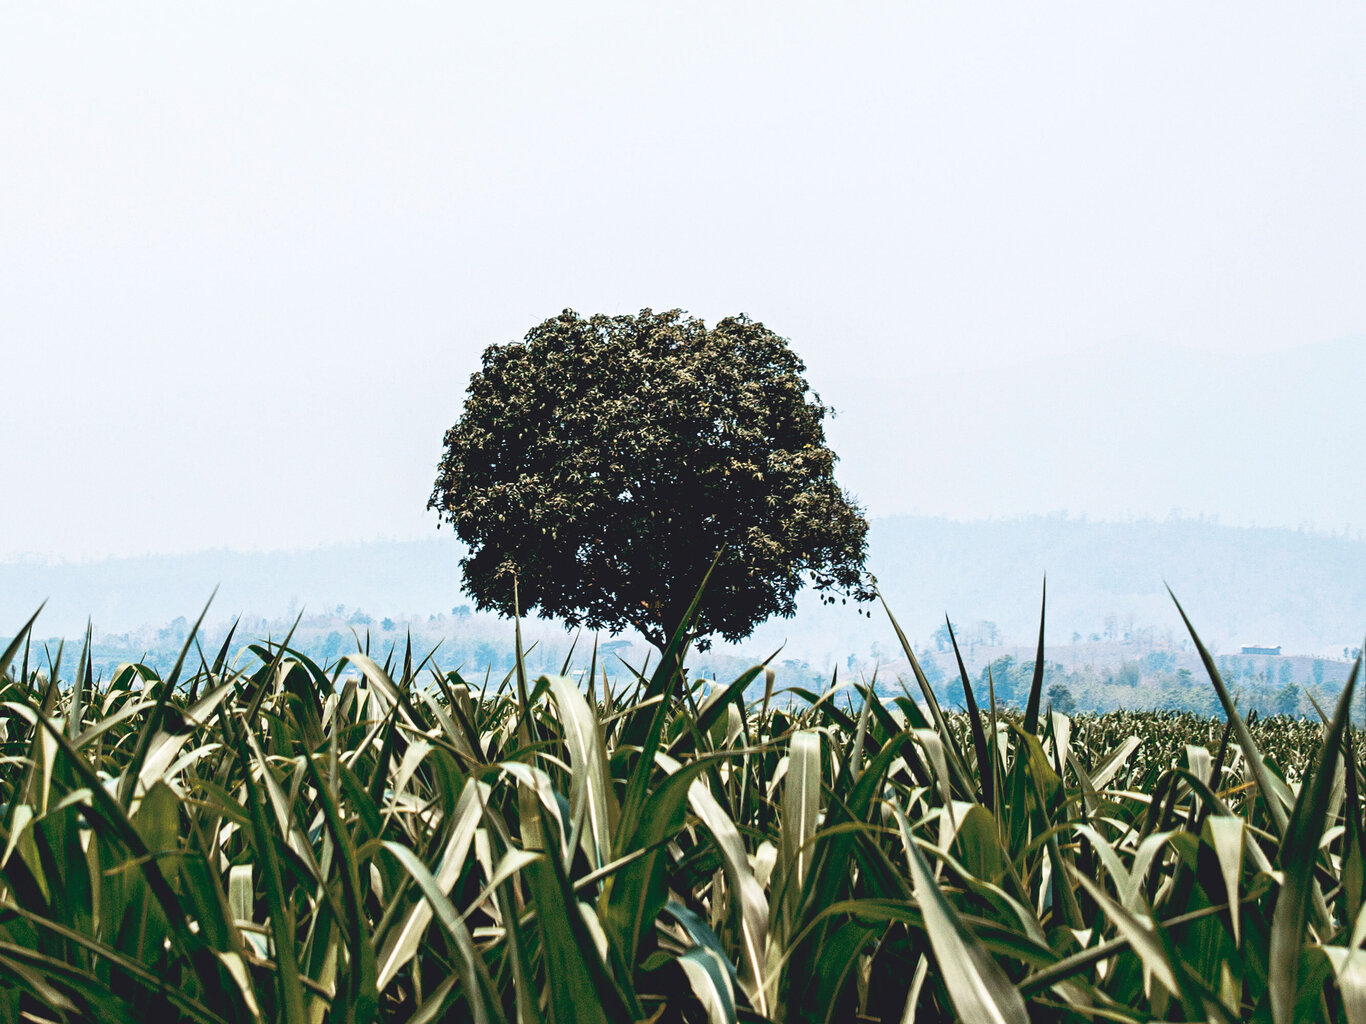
<box><xmin>1</xmin><ymin>593</ymin><xmax>1363</xmax><ymax>1023</ymax></box>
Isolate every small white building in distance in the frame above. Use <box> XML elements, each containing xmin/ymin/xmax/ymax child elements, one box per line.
<box><xmin>1240</xmin><ymin>644</ymin><xmax>1282</xmax><ymax>656</ymax></box>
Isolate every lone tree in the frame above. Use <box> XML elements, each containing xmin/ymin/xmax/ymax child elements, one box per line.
<box><xmin>429</xmin><ymin>308</ymin><xmax>872</xmax><ymax>652</ymax></box>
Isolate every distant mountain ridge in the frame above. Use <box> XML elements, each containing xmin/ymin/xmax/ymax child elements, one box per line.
<box><xmin>859</xmin><ymin>515</ymin><xmax>1366</xmax><ymax>658</ymax></box>
<box><xmin>4</xmin><ymin>515</ymin><xmax>1363</xmax><ymax>659</ymax></box>
<box><xmin>818</xmin><ymin>334</ymin><xmax>1366</xmax><ymax>535</ymax></box>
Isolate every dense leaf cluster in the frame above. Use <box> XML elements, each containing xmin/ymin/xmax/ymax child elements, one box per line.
<box><xmin>429</xmin><ymin>309</ymin><xmax>872</xmax><ymax>650</ymax></box>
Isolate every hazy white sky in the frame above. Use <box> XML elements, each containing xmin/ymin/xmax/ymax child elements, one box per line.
<box><xmin>3</xmin><ymin>3</ymin><xmax>1364</xmax><ymax>560</ymax></box>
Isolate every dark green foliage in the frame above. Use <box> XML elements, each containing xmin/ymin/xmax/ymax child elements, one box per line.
<box><xmin>429</xmin><ymin>309</ymin><xmax>872</xmax><ymax>650</ymax></box>
<box><xmin>5</xmin><ymin>591</ymin><xmax>1366</xmax><ymax>1023</ymax></box>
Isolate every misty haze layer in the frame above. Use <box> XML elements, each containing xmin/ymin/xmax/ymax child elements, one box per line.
<box><xmin>6</xmin><ymin>515</ymin><xmax>1363</xmax><ymax>660</ymax></box>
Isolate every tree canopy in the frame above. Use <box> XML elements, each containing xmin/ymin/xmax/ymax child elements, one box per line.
<box><xmin>429</xmin><ymin>308</ymin><xmax>872</xmax><ymax>651</ymax></box>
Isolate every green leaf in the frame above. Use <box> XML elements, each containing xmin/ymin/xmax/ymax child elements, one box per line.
<box><xmin>546</xmin><ymin>673</ymin><xmax>618</xmax><ymax>869</ymax></box>
<box><xmin>892</xmin><ymin>804</ymin><xmax>1029</xmax><ymax>1024</ymax></box>
<box><xmin>0</xmin><ymin>605</ymin><xmax>45</xmax><ymax>683</ymax></box>
<box><xmin>778</xmin><ymin>730</ymin><xmax>821</xmax><ymax>927</ymax></box>
<box><xmin>380</xmin><ymin>841</ymin><xmax>504</xmax><ymax>1024</ymax></box>
<box><xmin>1067</xmin><ymin>867</ymin><xmax>1182</xmax><ymax>1002</ymax></box>
<box><xmin>375</xmin><ymin>780</ymin><xmax>488</xmax><ymax>992</ymax></box>
<box><xmin>1319</xmin><ymin>945</ymin><xmax>1366</xmax><ymax>1024</ymax></box>
<box><xmin>1269</xmin><ymin>654</ymin><xmax>1359</xmax><ymax>1024</ymax></box>
<box><xmin>662</xmin><ymin>903</ymin><xmax>738</xmax><ymax>1024</ymax></box>
<box><xmin>117</xmin><ymin>592</ymin><xmax>215</xmax><ymax>809</ymax></box>
<box><xmin>1170</xmin><ymin>587</ymin><xmax>1291</xmax><ymax>839</ymax></box>
<box><xmin>234</xmin><ymin>723</ymin><xmax>309</xmax><ymax>1024</ymax></box>
<box><xmin>599</xmin><ymin>754</ymin><xmax>724</xmax><ymax>975</ymax></box>
<box><xmin>947</xmin><ymin>622</ymin><xmax>993</xmax><ymax>811</ymax></box>
<box><xmin>679</xmin><ymin>755</ymin><xmax>772</xmax><ymax>1016</ymax></box>
<box><xmin>300</xmin><ymin>748</ymin><xmax>380</xmax><ymax>1024</ymax></box>
<box><xmin>1205</xmin><ymin>815</ymin><xmax>1245</xmax><ymax>946</ymax></box>
<box><xmin>1021</xmin><ymin>579</ymin><xmax>1046</xmax><ymax>736</ymax></box>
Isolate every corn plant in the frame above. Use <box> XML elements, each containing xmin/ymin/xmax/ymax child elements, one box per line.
<box><xmin>1</xmin><ymin>590</ymin><xmax>1364</xmax><ymax>1023</ymax></box>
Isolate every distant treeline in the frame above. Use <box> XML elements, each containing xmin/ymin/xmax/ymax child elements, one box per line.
<box><xmin>911</xmin><ymin>649</ymin><xmax>1354</xmax><ymax>720</ymax></box>
<box><xmin>6</xmin><ymin>601</ymin><xmax>1356</xmax><ymax>720</ymax></box>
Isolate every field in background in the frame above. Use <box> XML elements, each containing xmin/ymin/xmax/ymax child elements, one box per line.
<box><xmin>8</xmin><ymin>601</ymin><xmax>1355</xmax><ymax>720</ymax></box>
